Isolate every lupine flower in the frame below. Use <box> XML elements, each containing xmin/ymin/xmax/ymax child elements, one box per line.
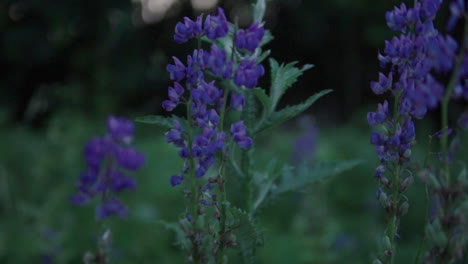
<box><xmin>234</xmin><ymin>57</ymin><xmax>265</xmax><ymax>89</ymax></box>
<box><xmin>174</xmin><ymin>16</ymin><xmax>203</xmax><ymax>44</ymax></box>
<box><xmin>231</xmin><ymin>121</ymin><xmax>253</xmax><ymax>149</ymax></box>
<box><xmin>203</xmin><ymin>44</ymin><xmax>233</xmax><ymax>79</ymax></box>
<box><xmin>71</xmin><ymin>116</ymin><xmax>145</xmax><ymax>219</ymax></box>
<box><xmin>204</xmin><ymin>7</ymin><xmax>229</xmax><ymax>40</ymax></box>
<box><xmin>230</xmin><ymin>91</ymin><xmax>245</xmax><ymax>111</ymax></box>
<box><xmin>235</xmin><ymin>23</ymin><xmax>265</xmax><ymax>52</ymax></box>
<box><xmin>167</xmin><ymin>57</ymin><xmax>186</xmax><ymax>82</ymax></box>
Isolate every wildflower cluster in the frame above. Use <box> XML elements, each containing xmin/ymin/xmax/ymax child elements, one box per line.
<box><xmin>162</xmin><ymin>6</ymin><xmax>266</xmax><ymax>262</ymax></box>
<box><xmin>369</xmin><ymin>0</ymin><xmax>468</xmax><ymax>263</ymax></box>
<box><xmin>71</xmin><ymin>116</ymin><xmax>145</xmax><ymax>219</ymax></box>
<box><xmin>163</xmin><ymin>7</ymin><xmax>263</xmax><ymax>186</ymax></box>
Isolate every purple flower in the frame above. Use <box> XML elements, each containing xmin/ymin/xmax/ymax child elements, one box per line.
<box><xmin>203</xmin><ymin>44</ymin><xmax>233</xmax><ymax>79</ymax></box>
<box><xmin>167</xmin><ymin>56</ymin><xmax>186</xmax><ymax>81</ymax></box>
<box><xmin>170</xmin><ymin>175</ymin><xmax>184</xmax><ymax>187</ymax></box>
<box><xmin>174</xmin><ymin>16</ymin><xmax>203</xmax><ymax>44</ymax></box>
<box><xmin>371</xmin><ymin>72</ymin><xmax>392</xmax><ymax>95</ymax></box>
<box><xmin>231</xmin><ymin>121</ymin><xmax>253</xmax><ymax>149</ymax></box>
<box><xmin>230</xmin><ymin>91</ymin><xmax>245</xmax><ymax>111</ymax></box>
<box><xmin>71</xmin><ymin>116</ymin><xmax>145</xmax><ymax>219</ymax></box>
<box><xmin>235</xmin><ymin>23</ymin><xmax>265</xmax><ymax>52</ymax></box>
<box><xmin>367</xmin><ymin>101</ymin><xmax>389</xmax><ymax>126</ymax></box>
<box><xmin>204</xmin><ymin>7</ymin><xmax>229</xmax><ymax>40</ymax></box>
<box><xmin>96</xmin><ymin>199</ymin><xmax>128</xmax><ymax>219</ymax></box>
<box><xmin>107</xmin><ymin>116</ymin><xmax>134</xmax><ymax>144</ymax></box>
<box><xmin>234</xmin><ymin>57</ymin><xmax>265</xmax><ymax>89</ymax></box>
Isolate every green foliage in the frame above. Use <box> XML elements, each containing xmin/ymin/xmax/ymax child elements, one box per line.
<box><xmin>274</xmin><ymin>160</ymin><xmax>362</xmax><ymax>195</ymax></box>
<box><xmin>228</xmin><ymin>207</ymin><xmax>263</xmax><ymax>264</ymax></box>
<box><xmin>268</xmin><ymin>59</ymin><xmax>315</xmax><ymax>113</ymax></box>
<box><xmin>254</xmin><ymin>89</ymin><xmax>332</xmax><ymax>135</ymax></box>
<box><xmin>135</xmin><ymin>115</ymin><xmax>184</xmax><ymax>130</ymax></box>
<box><xmin>253</xmin><ymin>0</ymin><xmax>267</xmax><ymax>23</ymax></box>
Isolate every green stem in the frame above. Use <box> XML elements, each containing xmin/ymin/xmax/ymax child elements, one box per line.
<box><xmin>186</xmin><ymin>99</ymin><xmax>200</xmax><ymax>264</ymax></box>
<box><xmin>440</xmin><ymin>17</ymin><xmax>468</xmax><ymax>185</ymax></box>
<box><xmin>216</xmin><ymin>86</ymin><xmax>230</xmax><ymax>264</ymax></box>
<box><xmin>387</xmin><ymin>165</ymin><xmax>400</xmax><ymax>264</ymax></box>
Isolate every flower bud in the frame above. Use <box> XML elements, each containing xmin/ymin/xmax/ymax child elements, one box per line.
<box><xmin>398</xmin><ymin>201</ymin><xmax>409</xmax><ymax>216</ymax></box>
<box><xmin>379</xmin><ymin>191</ymin><xmax>389</xmax><ymax>208</ymax></box>
<box><xmin>399</xmin><ymin>176</ymin><xmax>414</xmax><ymax>193</ymax></box>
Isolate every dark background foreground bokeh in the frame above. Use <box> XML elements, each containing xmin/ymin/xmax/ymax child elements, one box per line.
<box><xmin>0</xmin><ymin>0</ymin><xmax>466</xmax><ymax>263</ymax></box>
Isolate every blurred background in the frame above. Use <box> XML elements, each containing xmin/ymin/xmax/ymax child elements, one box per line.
<box><xmin>0</xmin><ymin>0</ymin><xmax>466</xmax><ymax>263</ymax></box>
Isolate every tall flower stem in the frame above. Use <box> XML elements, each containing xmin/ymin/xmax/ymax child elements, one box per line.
<box><xmin>216</xmin><ymin>84</ymin><xmax>231</xmax><ymax>264</ymax></box>
<box><xmin>186</xmin><ymin>98</ymin><xmax>200</xmax><ymax>263</ymax></box>
<box><xmin>440</xmin><ymin>16</ymin><xmax>468</xmax><ymax>184</ymax></box>
<box><xmin>386</xmin><ymin>92</ymin><xmax>402</xmax><ymax>264</ymax></box>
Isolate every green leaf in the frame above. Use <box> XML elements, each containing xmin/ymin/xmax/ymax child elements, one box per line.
<box><xmin>135</xmin><ymin>115</ymin><xmax>178</xmax><ymax>130</ymax></box>
<box><xmin>229</xmin><ymin>207</ymin><xmax>263</xmax><ymax>264</ymax></box>
<box><xmin>254</xmin><ymin>89</ymin><xmax>332</xmax><ymax>134</ymax></box>
<box><xmin>253</xmin><ymin>0</ymin><xmax>266</xmax><ymax>23</ymax></box>
<box><xmin>269</xmin><ymin>58</ymin><xmax>315</xmax><ymax>112</ymax></box>
<box><xmin>252</xmin><ymin>88</ymin><xmax>271</xmax><ymax>111</ymax></box>
<box><xmin>260</xmin><ymin>30</ymin><xmax>274</xmax><ymax>47</ymax></box>
<box><xmin>274</xmin><ymin>160</ymin><xmax>362</xmax><ymax>195</ymax></box>
<box><xmin>257</xmin><ymin>49</ymin><xmax>271</xmax><ymax>63</ymax></box>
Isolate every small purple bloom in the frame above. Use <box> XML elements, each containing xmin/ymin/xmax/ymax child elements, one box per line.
<box><xmin>235</xmin><ymin>23</ymin><xmax>265</xmax><ymax>52</ymax></box>
<box><xmin>231</xmin><ymin>121</ymin><xmax>253</xmax><ymax>149</ymax></box>
<box><xmin>234</xmin><ymin>57</ymin><xmax>265</xmax><ymax>89</ymax></box>
<box><xmin>107</xmin><ymin>116</ymin><xmax>134</xmax><ymax>144</ymax></box>
<box><xmin>204</xmin><ymin>7</ymin><xmax>229</xmax><ymax>40</ymax></box>
<box><xmin>371</xmin><ymin>72</ymin><xmax>392</xmax><ymax>95</ymax></box>
<box><xmin>230</xmin><ymin>91</ymin><xmax>245</xmax><ymax>111</ymax></box>
<box><xmin>96</xmin><ymin>199</ymin><xmax>128</xmax><ymax>219</ymax></box>
<box><xmin>174</xmin><ymin>16</ymin><xmax>203</xmax><ymax>44</ymax></box>
<box><xmin>170</xmin><ymin>175</ymin><xmax>184</xmax><ymax>187</ymax></box>
<box><xmin>167</xmin><ymin>56</ymin><xmax>186</xmax><ymax>81</ymax></box>
<box><xmin>367</xmin><ymin>101</ymin><xmax>389</xmax><ymax>126</ymax></box>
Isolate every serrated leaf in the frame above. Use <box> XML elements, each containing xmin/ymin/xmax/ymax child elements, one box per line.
<box><xmin>135</xmin><ymin>115</ymin><xmax>183</xmax><ymax>130</ymax></box>
<box><xmin>229</xmin><ymin>207</ymin><xmax>263</xmax><ymax>264</ymax></box>
<box><xmin>252</xmin><ymin>88</ymin><xmax>271</xmax><ymax>111</ymax></box>
<box><xmin>254</xmin><ymin>89</ymin><xmax>332</xmax><ymax>135</ymax></box>
<box><xmin>253</xmin><ymin>0</ymin><xmax>266</xmax><ymax>23</ymax></box>
<box><xmin>269</xmin><ymin>59</ymin><xmax>315</xmax><ymax>112</ymax></box>
<box><xmin>274</xmin><ymin>160</ymin><xmax>362</xmax><ymax>195</ymax></box>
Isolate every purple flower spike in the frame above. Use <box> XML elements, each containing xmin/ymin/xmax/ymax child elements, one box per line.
<box><xmin>235</xmin><ymin>23</ymin><xmax>265</xmax><ymax>52</ymax></box>
<box><xmin>71</xmin><ymin>116</ymin><xmax>145</xmax><ymax>219</ymax></box>
<box><xmin>204</xmin><ymin>7</ymin><xmax>229</xmax><ymax>40</ymax></box>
